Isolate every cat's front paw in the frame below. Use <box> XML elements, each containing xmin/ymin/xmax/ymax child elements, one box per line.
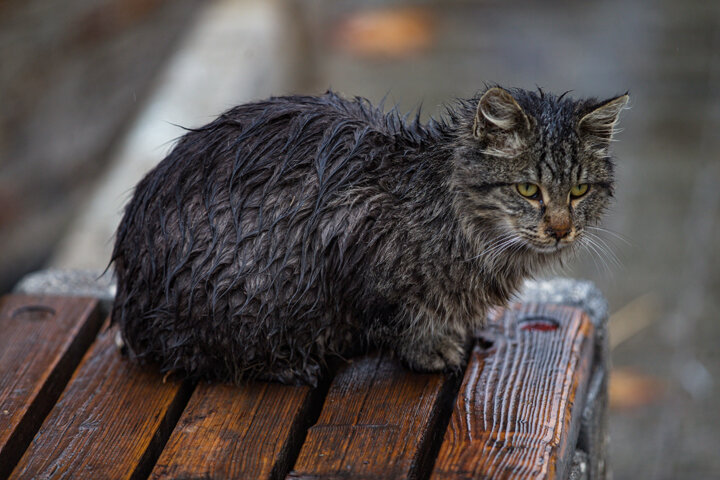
<box><xmin>399</xmin><ymin>335</ymin><xmax>467</xmax><ymax>374</ymax></box>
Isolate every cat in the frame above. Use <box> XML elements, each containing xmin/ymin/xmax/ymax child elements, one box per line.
<box><xmin>111</xmin><ymin>86</ymin><xmax>628</xmax><ymax>385</ymax></box>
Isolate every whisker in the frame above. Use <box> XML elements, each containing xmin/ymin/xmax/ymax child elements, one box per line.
<box><xmin>581</xmin><ymin>239</ymin><xmax>608</xmax><ymax>273</ymax></box>
<box><xmin>465</xmin><ymin>233</ymin><xmax>517</xmax><ymax>262</ymax></box>
<box><xmin>576</xmin><ymin>236</ymin><xmax>606</xmax><ymax>273</ymax></box>
<box><xmin>485</xmin><ymin>237</ymin><xmax>523</xmax><ymax>267</ymax></box>
<box><xmin>485</xmin><ymin>237</ymin><xmax>518</xmax><ymax>256</ymax></box>
<box><xmin>586</xmin><ymin>225</ymin><xmax>631</xmax><ymax>246</ymax></box>
<box><xmin>579</xmin><ymin>235</ymin><xmax>615</xmax><ymax>273</ymax></box>
<box><xmin>584</xmin><ymin>231</ymin><xmax>623</xmax><ymax>269</ymax></box>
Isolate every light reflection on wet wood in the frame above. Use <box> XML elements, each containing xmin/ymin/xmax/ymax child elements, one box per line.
<box><xmin>288</xmin><ymin>352</ymin><xmax>458</xmax><ymax>479</ymax></box>
<box><xmin>0</xmin><ymin>295</ymin><xmax>101</xmax><ymax>479</ymax></box>
<box><xmin>151</xmin><ymin>381</ymin><xmax>319</xmax><ymax>480</ymax></box>
<box><xmin>9</xmin><ymin>323</ymin><xmax>192</xmax><ymax>480</ymax></box>
<box><xmin>432</xmin><ymin>304</ymin><xmax>594</xmax><ymax>479</ymax></box>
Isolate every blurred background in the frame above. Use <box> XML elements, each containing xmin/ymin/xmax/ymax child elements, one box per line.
<box><xmin>1</xmin><ymin>0</ymin><xmax>718</xmax><ymax>477</ymax></box>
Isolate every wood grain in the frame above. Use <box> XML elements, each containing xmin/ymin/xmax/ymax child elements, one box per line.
<box><xmin>287</xmin><ymin>352</ymin><xmax>460</xmax><ymax>479</ymax></box>
<box><xmin>9</xmin><ymin>321</ymin><xmax>193</xmax><ymax>480</ymax></box>
<box><xmin>431</xmin><ymin>304</ymin><xmax>594</xmax><ymax>480</ymax></box>
<box><xmin>0</xmin><ymin>294</ymin><xmax>101</xmax><ymax>479</ymax></box>
<box><xmin>151</xmin><ymin>380</ymin><xmax>322</xmax><ymax>480</ymax></box>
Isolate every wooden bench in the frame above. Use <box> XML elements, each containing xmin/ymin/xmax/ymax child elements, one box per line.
<box><xmin>2</xmin><ymin>273</ymin><xmax>609</xmax><ymax>479</ymax></box>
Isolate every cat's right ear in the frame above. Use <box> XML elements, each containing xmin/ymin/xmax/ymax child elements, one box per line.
<box><xmin>473</xmin><ymin>87</ymin><xmax>531</xmax><ymax>158</ymax></box>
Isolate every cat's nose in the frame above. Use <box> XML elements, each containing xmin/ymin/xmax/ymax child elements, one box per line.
<box><xmin>546</xmin><ymin>222</ymin><xmax>571</xmax><ymax>240</ymax></box>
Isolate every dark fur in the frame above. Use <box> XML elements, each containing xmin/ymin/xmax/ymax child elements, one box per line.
<box><xmin>111</xmin><ymin>88</ymin><xmax>627</xmax><ymax>385</ymax></box>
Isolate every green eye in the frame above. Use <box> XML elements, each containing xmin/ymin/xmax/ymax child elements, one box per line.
<box><xmin>570</xmin><ymin>183</ymin><xmax>589</xmax><ymax>198</ymax></box>
<box><xmin>517</xmin><ymin>183</ymin><xmax>539</xmax><ymax>198</ymax></box>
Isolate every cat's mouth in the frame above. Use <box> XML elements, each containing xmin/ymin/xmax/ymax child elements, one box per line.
<box><xmin>523</xmin><ymin>237</ymin><xmax>575</xmax><ymax>254</ymax></box>
<box><xmin>505</xmin><ymin>224</ymin><xmax>577</xmax><ymax>255</ymax></box>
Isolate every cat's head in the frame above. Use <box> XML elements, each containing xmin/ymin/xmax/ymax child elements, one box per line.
<box><xmin>451</xmin><ymin>86</ymin><xmax>628</xmax><ymax>259</ymax></box>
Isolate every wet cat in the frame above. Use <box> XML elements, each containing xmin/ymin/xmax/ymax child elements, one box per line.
<box><xmin>111</xmin><ymin>87</ymin><xmax>628</xmax><ymax>385</ymax></box>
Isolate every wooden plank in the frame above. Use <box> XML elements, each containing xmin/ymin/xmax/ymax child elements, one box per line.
<box><xmin>9</xmin><ymin>322</ymin><xmax>193</xmax><ymax>480</ymax></box>
<box><xmin>288</xmin><ymin>352</ymin><xmax>460</xmax><ymax>479</ymax></box>
<box><xmin>431</xmin><ymin>304</ymin><xmax>595</xmax><ymax>480</ymax></box>
<box><xmin>0</xmin><ymin>294</ymin><xmax>101</xmax><ymax>479</ymax></box>
<box><xmin>151</xmin><ymin>381</ymin><xmax>322</xmax><ymax>480</ymax></box>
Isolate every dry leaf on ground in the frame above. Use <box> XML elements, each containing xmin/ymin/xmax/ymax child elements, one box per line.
<box><xmin>610</xmin><ymin>367</ymin><xmax>666</xmax><ymax>410</ymax></box>
<box><xmin>331</xmin><ymin>7</ymin><xmax>435</xmax><ymax>59</ymax></box>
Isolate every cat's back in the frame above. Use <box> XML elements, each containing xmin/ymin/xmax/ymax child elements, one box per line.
<box><xmin>116</xmin><ymin>92</ymin><xmax>388</xmax><ymax>237</ymax></box>
<box><xmin>110</xmin><ymin>92</ymin><xmax>415</xmax><ymax>381</ymax></box>
<box><xmin>136</xmin><ymin>92</ymin><xmax>399</xmax><ymax>205</ymax></box>
<box><xmin>111</xmin><ymin>92</ymin><xmax>403</xmax><ymax>321</ymax></box>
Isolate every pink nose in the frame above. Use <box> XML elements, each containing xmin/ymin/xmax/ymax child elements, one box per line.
<box><xmin>547</xmin><ymin>222</ymin><xmax>571</xmax><ymax>240</ymax></box>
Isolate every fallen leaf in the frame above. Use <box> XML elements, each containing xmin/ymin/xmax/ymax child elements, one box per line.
<box><xmin>609</xmin><ymin>367</ymin><xmax>666</xmax><ymax>410</ymax></box>
<box><xmin>331</xmin><ymin>7</ymin><xmax>436</xmax><ymax>59</ymax></box>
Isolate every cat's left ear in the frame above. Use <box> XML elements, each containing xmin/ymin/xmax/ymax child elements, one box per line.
<box><xmin>578</xmin><ymin>94</ymin><xmax>629</xmax><ymax>157</ymax></box>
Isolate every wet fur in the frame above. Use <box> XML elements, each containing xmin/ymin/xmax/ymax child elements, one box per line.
<box><xmin>111</xmin><ymin>88</ymin><xmax>626</xmax><ymax>385</ymax></box>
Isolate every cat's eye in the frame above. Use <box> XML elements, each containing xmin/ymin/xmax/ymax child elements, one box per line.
<box><xmin>570</xmin><ymin>184</ymin><xmax>589</xmax><ymax>198</ymax></box>
<box><xmin>516</xmin><ymin>183</ymin><xmax>540</xmax><ymax>199</ymax></box>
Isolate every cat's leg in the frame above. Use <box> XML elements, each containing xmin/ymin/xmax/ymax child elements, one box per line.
<box><xmin>385</xmin><ymin>308</ymin><xmax>471</xmax><ymax>373</ymax></box>
<box><xmin>257</xmin><ymin>360</ymin><xmax>322</xmax><ymax>386</ymax></box>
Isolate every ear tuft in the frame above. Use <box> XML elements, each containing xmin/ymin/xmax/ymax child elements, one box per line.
<box><xmin>578</xmin><ymin>94</ymin><xmax>629</xmax><ymax>156</ymax></box>
<box><xmin>473</xmin><ymin>87</ymin><xmax>532</xmax><ymax>158</ymax></box>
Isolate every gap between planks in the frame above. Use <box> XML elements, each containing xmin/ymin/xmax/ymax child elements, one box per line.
<box><xmin>8</xmin><ymin>319</ymin><xmax>194</xmax><ymax>480</ymax></box>
<box><xmin>150</xmin><ymin>373</ymin><xmax>331</xmax><ymax>480</ymax></box>
<box><xmin>287</xmin><ymin>351</ymin><xmax>464</xmax><ymax>480</ymax></box>
<box><xmin>2</xmin><ymin>294</ymin><xmax>596</xmax><ymax>480</ymax></box>
<box><xmin>0</xmin><ymin>295</ymin><xmax>103</xmax><ymax>479</ymax></box>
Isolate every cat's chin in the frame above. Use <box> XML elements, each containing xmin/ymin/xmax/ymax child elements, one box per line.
<box><xmin>527</xmin><ymin>242</ymin><xmax>572</xmax><ymax>255</ymax></box>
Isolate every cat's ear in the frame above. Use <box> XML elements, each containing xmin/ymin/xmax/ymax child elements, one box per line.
<box><xmin>473</xmin><ymin>87</ymin><xmax>532</xmax><ymax>158</ymax></box>
<box><xmin>578</xmin><ymin>94</ymin><xmax>629</xmax><ymax>157</ymax></box>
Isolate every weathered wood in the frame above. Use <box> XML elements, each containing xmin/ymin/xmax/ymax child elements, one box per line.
<box><xmin>0</xmin><ymin>295</ymin><xmax>101</xmax><ymax>479</ymax></box>
<box><xmin>151</xmin><ymin>380</ymin><xmax>322</xmax><ymax>480</ymax></box>
<box><xmin>577</xmin><ymin>367</ymin><xmax>609</xmax><ymax>480</ymax></box>
<box><xmin>431</xmin><ymin>304</ymin><xmax>595</xmax><ymax>479</ymax></box>
<box><xmin>1</xmin><ymin>289</ymin><xmax>602</xmax><ymax>478</ymax></box>
<box><xmin>9</xmin><ymin>322</ymin><xmax>193</xmax><ymax>480</ymax></box>
<box><xmin>288</xmin><ymin>352</ymin><xmax>459</xmax><ymax>479</ymax></box>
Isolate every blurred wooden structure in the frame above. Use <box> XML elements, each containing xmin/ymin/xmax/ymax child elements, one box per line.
<box><xmin>0</xmin><ymin>0</ymin><xmax>202</xmax><ymax>293</ymax></box>
<box><xmin>0</xmin><ymin>279</ymin><xmax>608</xmax><ymax>479</ymax></box>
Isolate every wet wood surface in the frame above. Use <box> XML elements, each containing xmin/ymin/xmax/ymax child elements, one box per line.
<box><xmin>9</xmin><ymin>321</ymin><xmax>193</xmax><ymax>480</ymax></box>
<box><xmin>287</xmin><ymin>352</ymin><xmax>459</xmax><ymax>480</ymax></box>
<box><xmin>0</xmin><ymin>295</ymin><xmax>101</xmax><ymax>479</ymax></box>
<box><xmin>151</xmin><ymin>381</ymin><xmax>321</xmax><ymax>480</ymax></box>
<box><xmin>431</xmin><ymin>304</ymin><xmax>595</xmax><ymax>479</ymax></box>
<box><xmin>1</xmin><ymin>294</ymin><xmax>598</xmax><ymax>479</ymax></box>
